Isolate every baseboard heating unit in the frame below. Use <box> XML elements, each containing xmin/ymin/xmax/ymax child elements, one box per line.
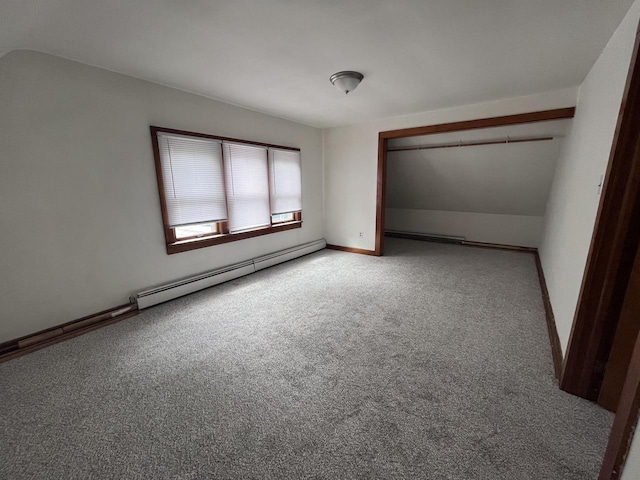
<box><xmin>135</xmin><ymin>239</ymin><xmax>326</xmax><ymax>309</ymax></box>
<box><xmin>385</xmin><ymin>230</ymin><xmax>465</xmax><ymax>244</ymax></box>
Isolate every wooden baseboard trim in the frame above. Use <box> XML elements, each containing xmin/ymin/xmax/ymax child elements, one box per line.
<box><xmin>0</xmin><ymin>303</ymin><xmax>138</xmax><ymax>363</ymax></box>
<box><xmin>461</xmin><ymin>240</ymin><xmax>538</xmax><ymax>253</ymax></box>
<box><xmin>326</xmin><ymin>244</ymin><xmax>378</xmax><ymax>256</ymax></box>
<box><xmin>534</xmin><ymin>252</ymin><xmax>564</xmax><ymax>380</ymax></box>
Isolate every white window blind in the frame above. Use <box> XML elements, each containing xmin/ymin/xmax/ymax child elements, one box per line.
<box><xmin>157</xmin><ymin>133</ymin><xmax>227</xmax><ymax>227</ymax></box>
<box><xmin>268</xmin><ymin>149</ymin><xmax>302</xmax><ymax>215</ymax></box>
<box><xmin>223</xmin><ymin>142</ymin><xmax>271</xmax><ymax>233</ymax></box>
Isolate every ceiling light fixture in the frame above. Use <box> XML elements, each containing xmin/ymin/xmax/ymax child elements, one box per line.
<box><xmin>330</xmin><ymin>71</ymin><xmax>364</xmax><ymax>94</ymax></box>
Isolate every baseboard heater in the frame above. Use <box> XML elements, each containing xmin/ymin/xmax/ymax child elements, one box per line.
<box><xmin>0</xmin><ymin>303</ymin><xmax>138</xmax><ymax>363</ymax></box>
<box><xmin>385</xmin><ymin>230</ymin><xmax>465</xmax><ymax>244</ymax></box>
<box><xmin>135</xmin><ymin>239</ymin><xmax>327</xmax><ymax>309</ymax></box>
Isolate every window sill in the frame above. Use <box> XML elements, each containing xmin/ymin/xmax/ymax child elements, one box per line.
<box><xmin>166</xmin><ymin>221</ymin><xmax>302</xmax><ymax>254</ymax></box>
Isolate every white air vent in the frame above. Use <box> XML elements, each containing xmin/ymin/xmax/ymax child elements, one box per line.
<box><xmin>136</xmin><ymin>239</ymin><xmax>326</xmax><ymax>309</ymax></box>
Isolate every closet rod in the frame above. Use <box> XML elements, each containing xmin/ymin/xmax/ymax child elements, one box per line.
<box><xmin>387</xmin><ymin>136</ymin><xmax>555</xmax><ymax>152</ymax></box>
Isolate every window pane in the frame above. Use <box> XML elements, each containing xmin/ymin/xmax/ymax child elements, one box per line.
<box><xmin>158</xmin><ymin>133</ymin><xmax>228</xmax><ymax>227</ymax></box>
<box><xmin>223</xmin><ymin>142</ymin><xmax>271</xmax><ymax>233</ymax></box>
<box><xmin>271</xmin><ymin>212</ymin><xmax>294</xmax><ymax>223</ymax></box>
<box><xmin>269</xmin><ymin>149</ymin><xmax>302</xmax><ymax>215</ymax></box>
<box><xmin>175</xmin><ymin>223</ymin><xmax>217</xmax><ymax>239</ymax></box>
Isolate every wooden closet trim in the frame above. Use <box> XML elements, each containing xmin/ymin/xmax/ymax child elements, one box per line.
<box><xmin>374</xmin><ymin>107</ymin><xmax>576</xmax><ymax>256</ymax></box>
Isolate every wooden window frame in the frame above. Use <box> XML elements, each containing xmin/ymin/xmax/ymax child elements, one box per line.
<box><xmin>150</xmin><ymin>126</ymin><xmax>302</xmax><ymax>255</ymax></box>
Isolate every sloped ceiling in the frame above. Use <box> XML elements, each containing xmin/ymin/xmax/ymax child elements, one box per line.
<box><xmin>0</xmin><ymin>1</ymin><xmax>634</xmax><ymax>127</ymax></box>
<box><xmin>386</xmin><ymin>120</ymin><xmax>570</xmax><ymax>216</ymax></box>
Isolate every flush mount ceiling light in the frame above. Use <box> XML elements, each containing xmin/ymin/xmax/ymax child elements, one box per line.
<box><xmin>330</xmin><ymin>71</ymin><xmax>364</xmax><ymax>94</ymax></box>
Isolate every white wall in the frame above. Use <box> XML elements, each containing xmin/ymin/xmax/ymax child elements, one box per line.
<box><xmin>323</xmin><ymin>87</ymin><xmax>577</xmax><ymax>251</ymax></box>
<box><xmin>386</xmin><ymin>209</ymin><xmax>543</xmax><ymax>248</ymax></box>
<box><xmin>539</xmin><ymin>0</ymin><xmax>640</xmax><ymax>355</ymax></box>
<box><xmin>383</xmin><ymin>137</ymin><xmax>563</xmax><ymax>247</ymax></box>
<box><xmin>0</xmin><ymin>50</ymin><xmax>323</xmax><ymax>342</ymax></box>
<box><xmin>622</xmin><ymin>427</ymin><xmax>640</xmax><ymax>480</ymax></box>
<box><xmin>386</xmin><ymin>141</ymin><xmax>561</xmax><ymax>216</ymax></box>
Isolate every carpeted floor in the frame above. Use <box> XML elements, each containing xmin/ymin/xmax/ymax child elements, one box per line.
<box><xmin>0</xmin><ymin>238</ymin><xmax>613</xmax><ymax>479</ymax></box>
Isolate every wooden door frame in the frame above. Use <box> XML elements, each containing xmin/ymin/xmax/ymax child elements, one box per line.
<box><xmin>600</xmin><ymin>267</ymin><xmax>640</xmax><ymax>479</ymax></box>
<box><xmin>374</xmin><ymin>107</ymin><xmax>576</xmax><ymax>256</ymax></box>
<box><xmin>594</xmin><ymin>19</ymin><xmax>640</xmax><ymax>480</ymax></box>
<box><xmin>560</xmin><ymin>20</ymin><xmax>640</xmax><ymax>403</ymax></box>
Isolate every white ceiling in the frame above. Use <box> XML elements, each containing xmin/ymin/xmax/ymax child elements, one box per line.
<box><xmin>0</xmin><ymin>1</ymin><xmax>634</xmax><ymax>128</ymax></box>
<box><xmin>386</xmin><ymin>120</ymin><xmax>569</xmax><ymax>216</ymax></box>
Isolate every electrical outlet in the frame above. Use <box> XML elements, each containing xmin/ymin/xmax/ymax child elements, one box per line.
<box><xmin>359</xmin><ymin>232</ymin><xmax>363</xmax><ymax>238</ymax></box>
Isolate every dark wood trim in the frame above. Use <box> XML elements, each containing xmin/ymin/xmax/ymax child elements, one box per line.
<box><xmin>167</xmin><ymin>221</ymin><xmax>302</xmax><ymax>254</ymax></box>
<box><xmin>374</xmin><ymin>135</ymin><xmax>388</xmax><ymax>256</ymax></box>
<box><xmin>219</xmin><ymin>140</ymin><xmax>232</xmax><ymax>233</ymax></box>
<box><xmin>0</xmin><ymin>304</ymin><xmax>138</xmax><ymax>363</ymax></box>
<box><xmin>561</xmin><ymin>22</ymin><xmax>640</xmax><ymax>402</ymax></box>
<box><xmin>375</xmin><ymin>108</ymin><xmax>576</xmax><ymax>259</ymax></box>
<box><xmin>0</xmin><ymin>303</ymin><xmax>134</xmax><ymax>345</ymax></box>
<box><xmin>534</xmin><ymin>252</ymin><xmax>564</xmax><ymax>380</ymax></box>
<box><xmin>387</xmin><ymin>136</ymin><xmax>554</xmax><ymax>152</ymax></box>
<box><xmin>599</xmin><ymin>333</ymin><xmax>640</xmax><ymax>480</ymax></box>
<box><xmin>150</xmin><ymin>126</ymin><xmax>175</xmax><ymax>247</ymax></box>
<box><xmin>326</xmin><ymin>244</ymin><xmax>377</xmax><ymax>256</ymax></box>
<box><xmin>379</xmin><ymin>108</ymin><xmax>575</xmax><ymax>140</ymax></box>
<box><xmin>461</xmin><ymin>240</ymin><xmax>537</xmax><ymax>254</ymax></box>
<box><xmin>150</xmin><ymin>126</ymin><xmax>300</xmax><ymax>152</ymax></box>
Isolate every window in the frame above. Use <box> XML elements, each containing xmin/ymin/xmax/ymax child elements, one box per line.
<box><xmin>223</xmin><ymin>142</ymin><xmax>271</xmax><ymax>233</ymax></box>
<box><xmin>151</xmin><ymin>126</ymin><xmax>302</xmax><ymax>254</ymax></box>
<box><xmin>272</xmin><ymin>212</ymin><xmax>295</xmax><ymax>224</ymax></box>
<box><xmin>175</xmin><ymin>223</ymin><xmax>219</xmax><ymax>239</ymax></box>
